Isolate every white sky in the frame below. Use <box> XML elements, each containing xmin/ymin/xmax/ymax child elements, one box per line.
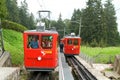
<box><xmin>17</xmin><ymin>0</ymin><xmax>120</xmax><ymax>33</ymax></box>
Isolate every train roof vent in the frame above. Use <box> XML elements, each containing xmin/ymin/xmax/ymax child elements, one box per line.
<box><xmin>36</xmin><ymin>22</ymin><xmax>45</xmax><ymax>32</ymax></box>
<box><xmin>71</xmin><ymin>33</ymin><xmax>75</xmax><ymax>36</ymax></box>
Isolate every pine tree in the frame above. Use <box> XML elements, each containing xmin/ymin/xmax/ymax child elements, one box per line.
<box><xmin>81</xmin><ymin>0</ymin><xmax>107</xmax><ymax>46</ymax></box>
<box><xmin>0</xmin><ymin>0</ymin><xmax>7</xmax><ymax>19</ymax></box>
<box><xmin>19</xmin><ymin>0</ymin><xmax>29</xmax><ymax>28</ymax></box>
<box><xmin>104</xmin><ymin>0</ymin><xmax>119</xmax><ymax>46</ymax></box>
<box><xmin>70</xmin><ymin>9</ymin><xmax>81</xmax><ymax>36</ymax></box>
<box><xmin>6</xmin><ymin>0</ymin><xmax>20</xmax><ymax>23</ymax></box>
<box><xmin>56</xmin><ymin>13</ymin><xmax>65</xmax><ymax>38</ymax></box>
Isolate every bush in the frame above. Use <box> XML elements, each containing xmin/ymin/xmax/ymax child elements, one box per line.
<box><xmin>1</xmin><ymin>20</ymin><xmax>27</xmax><ymax>32</ymax></box>
<box><xmin>90</xmin><ymin>39</ymin><xmax>98</xmax><ymax>47</ymax></box>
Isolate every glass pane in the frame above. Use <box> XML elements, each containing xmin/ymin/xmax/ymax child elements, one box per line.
<box><xmin>41</xmin><ymin>35</ymin><xmax>53</xmax><ymax>49</ymax></box>
<box><xmin>27</xmin><ymin>35</ymin><xmax>39</xmax><ymax>49</ymax></box>
<box><xmin>74</xmin><ymin>39</ymin><xmax>78</xmax><ymax>45</ymax></box>
<box><xmin>67</xmin><ymin>39</ymin><xmax>72</xmax><ymax>45</ymax></box>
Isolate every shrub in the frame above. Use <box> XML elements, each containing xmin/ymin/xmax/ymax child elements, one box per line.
<box><xmin>1</xmin><ymin>20</ymin><xmax>27</xmax><ymax>32</ymax></box>
<box><xmin>90</xmin><ymin>39</ymin><xmax>98</xmax><ymax>47</ymax></box>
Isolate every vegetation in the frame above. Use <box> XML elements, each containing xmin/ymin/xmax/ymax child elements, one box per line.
<box><xmin>81</xmin><ymin>46</ymin><xmax>120</xmax><ymax>63</ymax></box>
<box><xmin>1</xmin><ymin>0</ymin><xmax>120</xmax><ymax>47</ymax></box>
<box><xmin>50</xmin><ymin>0</ymin><xmax>120</xmax><ymax>47</ymax></box>
<box><xmin>2</xmin><ymin>20</ymin><xmax>27</xmax><ymax>32</ymax></box>
<box><xmin>0</xmin><ymin>0</ymin><xmax>36</xmax><ymax>29</ymax></box>
<box><xmin>3</xmin><ymin>29</ymin><xmax>23</xmax><ymax>66</ymax></box>
<box><xmin>0</xmin><ymin>0</ymin><xmax>8</xmax><ymax>19</ymax></box>
<box><xmin>81</xmin><ymin>0</ymin><xmax>120</xmax><ymax>47</ymax></box>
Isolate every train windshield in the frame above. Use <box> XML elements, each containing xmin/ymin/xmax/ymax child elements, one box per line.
<box><xmin>67</xmin><ymin>39</ymin><xmax>72</xmax><ymax>45</ymax></box>
<box><xmin>74</xmin><ymin>39</ymin><xmax>78</xmax><ymax>45</ymax></box>
<box><xmin>27</xmin><ymin>35</ymin><xmax>39</xmax><ymax>49</ymax></box>
<box><xmin>41</xmin><ymin>35</ymin><xmax>53</xmax><ymax>49</ymax></box>
<box><xmin>67</xmin><ymin>39</ymin><xmax>79</xmax><ymax>45</ymax></box>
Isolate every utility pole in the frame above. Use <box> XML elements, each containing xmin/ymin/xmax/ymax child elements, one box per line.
<box><xmin>70</xmin><ymin>18</ymin><xmax>82</xmax><ymax>37</ymax></box>
<box><xmin>79</xmin><ymin>17</ymin><xmax>82</xmax><ymax>37</ymax></box>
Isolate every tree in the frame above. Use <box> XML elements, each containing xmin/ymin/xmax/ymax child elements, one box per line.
<box><xmin>56</xmin><ymin>13</ymin><xmax>65</xmax><ymax>39</ymax></box>
<box><xmin>27</xmin><ymin>13</ymin><xmax>36</xmax><ymax>29</ymax></box>
<box><xmin>6</xmin><ymin>0</ymin><xmax>20</xmax><ymax>23</ymax></box>
<box><xmin>64</xmin><ymin>19</ymin><xmax>71</xmax><ymax>35</ymax></box>
<box><xmin>19</xmin><ymin>0</ymin><xmax>35</xmax><ymax>29</ymax></box>
<box><xmin>70</xmin><ymin>9</ymin><xmax>81</xmax><ymax>36</ymax></box>
<box><xmin>104</xmin><ymin>0</ymin><xmax>119</xmax><ymax>46</ymax></box>
<box><xmin>81</xmin><ymin>0</ymin><xmax>107</xmax><ymax>46</ymax></box>
<box><xmin>0</xmin><ymin>0</ymin><xmax>7</xmax><ymax>19</ymax></box>
<box><xmin>19</xmin><ymin>0</ymin><xmax>28</xmax><ymax>28</ymax></box>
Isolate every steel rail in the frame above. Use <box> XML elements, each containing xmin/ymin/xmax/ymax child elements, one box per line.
<box><xmin>67</xmin><ymin>56</ymin><xmax>97</xmax><ymax>80</ymax></box>
<box><xmin>28</xmin><ymin>72</ymin><xmax>52</xmax><ymax>80</ymax></box>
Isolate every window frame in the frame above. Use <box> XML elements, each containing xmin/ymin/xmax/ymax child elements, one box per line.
<box><xmin>41</xmin><ymin>35</ymin><xmax>53</xmax><ymax>49</ymax></box>
<box><xmin>27</xmin><ymin>34</ymin><xmax>39</xmax><ymax>49</ymax></box>
<box><xmin>67</xmin><ymin>39</ymin><xmax>73</xmax><ymax>45</ymax></box>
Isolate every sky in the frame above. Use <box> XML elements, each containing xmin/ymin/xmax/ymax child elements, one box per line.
<box><xmin>17</xmin><ymin>0</ymin><xmax>120</xmax><ymax>33</ymax></box>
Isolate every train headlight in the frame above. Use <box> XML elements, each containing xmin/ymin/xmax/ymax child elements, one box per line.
<box><xmin>38</xmin><ymin>56</ymin><xmax>42</xmax><ymax>61</ymax></box>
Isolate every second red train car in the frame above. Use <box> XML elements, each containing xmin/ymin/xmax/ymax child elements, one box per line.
<box><xmin>61</xmin><ymin>33</ymin><xmax>81</xmax><ymax>55</ymax></box>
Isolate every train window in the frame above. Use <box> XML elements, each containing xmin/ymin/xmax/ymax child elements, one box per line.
<box><xmin>74</xmin><ymin>39</ymin><xmax>78</xmax><ymax>45</ymax></box>
<box><xmin>27</xmin><ymin>35</ymin><xmax>39</xmax><ymax>49</ymax></box>
<box><xmin>41</xmin><ymin>35</ymin><xmax>53</xmax><ymax>49</ymax></box>
<box><xmin>67</xmin><ymin>39</ymin><xmax>72</xmax><ymax>45</ymax></box>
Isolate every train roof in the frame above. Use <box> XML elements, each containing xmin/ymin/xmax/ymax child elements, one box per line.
<box><xmin>24</xmin><ymin>29</ymin><xmax>58</xmax><ymax>34</ymax></box>
<box><xmin>63</xmin><ymin>35</ymin><xmax>81</xmax><ymax>39</ymax></box>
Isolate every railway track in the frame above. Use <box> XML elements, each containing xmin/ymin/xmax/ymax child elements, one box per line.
<box><xmin>67</xmin><ymin>56</ymin><xmax>97</xmax><ymax>80</ymax></box>
<box><xmin>28</xmin><ymin>72</ymin><xmax>56</xmax><ymax>80</ymax></box>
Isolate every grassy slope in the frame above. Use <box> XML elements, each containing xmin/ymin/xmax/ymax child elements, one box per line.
<box><xmin>81</xmin><ymin>46</ymin><xmax>120</xmax><ymax>63</ymax></box>
<box><xmin>3</xmin><ymin>29</ymin><xmax>23</xmax><ymax>66</ymax></box>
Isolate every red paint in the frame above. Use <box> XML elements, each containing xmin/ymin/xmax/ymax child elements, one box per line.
<box><xmin>61</xmin><ymin>36</ymin><xmax>81</xmax><ymax>55</ymax></box>
<box><xmin>23</xmin><ymin>31</ymin><xmax>58</xmax><ymax>71</ymax></box>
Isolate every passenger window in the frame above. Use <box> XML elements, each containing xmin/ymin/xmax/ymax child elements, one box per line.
<box><xmin>41</xmin><ymin>35</ymin><xmax>53</xmax><ymax>49</ymax></box>
<box><xmin>67</xmin><ymin>39</ymin><xmax>72</xmax><ymax>45</ymax></box>
<box><xmin>27</xmin><ymin>35</ymin><xmax>39</xmax><ymax>49</ymax></box>
<box><xmin>74</xmin><ymin>39</ymin><xmax>78</xmax><ymax>45</ymax></box>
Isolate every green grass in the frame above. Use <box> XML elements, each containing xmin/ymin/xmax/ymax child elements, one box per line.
<box><xmin>3</xmin><ymin>29</ymin><xmax>23</xmax><ymax>66</ymax></box>
<box><xmin>81</xmin><ymin>46</ymin><xmax>120</xmax><ymax>63</ymax></box>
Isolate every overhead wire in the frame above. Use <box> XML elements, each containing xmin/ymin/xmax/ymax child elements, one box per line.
<box><xmin>37</xmin><ymin>0</ymin><xmax>43</xmax><ymax>10</ymax></box>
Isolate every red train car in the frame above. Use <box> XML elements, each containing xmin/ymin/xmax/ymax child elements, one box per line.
<box><xmin>23</xmin><ymin>28</ymin><xmax>58</xmax><ymax>71</ymax></box>
<box><xmin>61</xmin><ymin>33</ymin><xmax>81</xmax><ymax>55</ymax></box>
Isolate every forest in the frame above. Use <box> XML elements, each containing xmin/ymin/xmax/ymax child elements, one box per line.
<box><xmin>0</xmin><ymin>0</ymin><xmax>120</xmax><ymax>47</ymax></box>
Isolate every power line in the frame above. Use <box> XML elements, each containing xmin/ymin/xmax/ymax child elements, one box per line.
<box><xmin>37</xmin><ymin>0</ymin><xmax>43</xmax><ymax>10</ymax></box>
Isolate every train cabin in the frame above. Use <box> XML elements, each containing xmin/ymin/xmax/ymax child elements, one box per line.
<box><xmin>61</xmin><ymin>33</ymin><xmax>81</xmax><ymax>55</ymax></box>
<box><xmin>23</xmin><ymin>28</ymin><xmax>58</xmax><ymax>71</ymax></box>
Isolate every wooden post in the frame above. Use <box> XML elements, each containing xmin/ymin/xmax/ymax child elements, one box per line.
<box><xmin>113</xmin><ymin>55</ymin><xmax>120</xmax><ymax>74</ymax></box>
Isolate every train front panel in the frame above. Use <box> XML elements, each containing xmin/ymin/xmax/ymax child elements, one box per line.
<box><xmin>63</xmin><ymin>37</ymin><xmax>81</xmax><ymax>55</ymax></box>
<box><xmin>23</xmin><ymin>32</ymin><xmax>58</xmax><ymax>71</ymax></box>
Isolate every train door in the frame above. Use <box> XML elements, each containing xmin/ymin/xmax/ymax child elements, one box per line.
<box><xmin>65</xmin><ymin>38</ymin><xmax>73</xmax><ymax>53</ymax></box>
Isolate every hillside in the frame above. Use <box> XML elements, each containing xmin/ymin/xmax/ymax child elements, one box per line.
<box><xmin>3</xmin><ymin>29</ymin><xmax>23</xmax><ymax>66</ymax></box>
